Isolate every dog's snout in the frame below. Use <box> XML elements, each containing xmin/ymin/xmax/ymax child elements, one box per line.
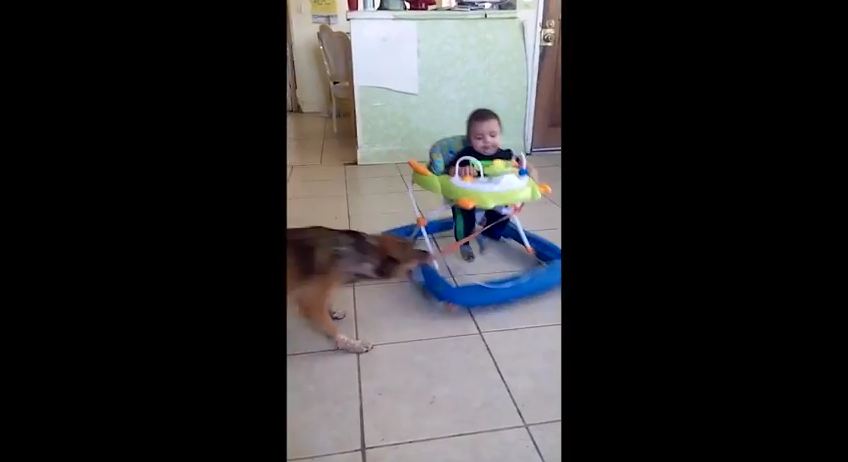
<box><xmin>415</xmin><ymin>249</ymin><xmax>433</xmax><ymax>262</ymax></box>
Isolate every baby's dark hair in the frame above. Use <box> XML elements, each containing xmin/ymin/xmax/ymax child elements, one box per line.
<box><xmin>466</xmin><ymin>108</ymin><xmax>502</xmax><ymax>139</ymax></box>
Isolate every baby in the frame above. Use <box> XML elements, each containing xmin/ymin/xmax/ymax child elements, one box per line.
<box><xmin>444</xmin><ymin>108</ymin><xmax>539</xmax><ymax>262</ymax></box>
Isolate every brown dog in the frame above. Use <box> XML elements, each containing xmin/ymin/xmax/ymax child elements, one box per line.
<box><xmin>287</xmin><ymin>227</ymin><xmax>431</xmax><ymax>353</ymax></box>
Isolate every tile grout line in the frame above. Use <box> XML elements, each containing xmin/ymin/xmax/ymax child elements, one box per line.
<box><xmin>361</xmin><ymin>419</ymin><xmax>562</xmax><ymax>450</ymax></box>
<box><xmin>286</xmin><ymin>419</ymin><xmax>563</xmax><ymax>460</ymax></box>
<box><xmin>468</xmin><ymin>308</ymin><xmax>547</xmax><ymax>462</ymax></box>
<box><xmin>372</xmin><ymin>332</ymin><xmax>480</xmax><ymax>348</ymax></box>
<box><xmin>526</xmin><ymin>418</ymin><xmax>563</xmax><ymax>427</ymax></box>
<box><xmin>355</xmin><ymin>313</ymin><xmax>368</xmax><ymax>462</ymax></box>
<box><xmin>364</xmin><ymin>424</ymin><xmax>526</xmax><ymax>451</ymax></box>
<box><xmin>286</xmin><ymin>348</ymin><xmax>339</xmax><ymax>357</ymax></box>
<box><xmin>285</xmin><ymin>334</ymin><xmax>478</xmax><ymax>357</ymax></box>
<box><xmin>287</xmin><ymin>449</ymin><xmax>361</xmax><ymax>461</ymax></box>
<box><xmin>474</xmin><ymin>323</ymin><xmax>562</xmax><ymax>334</ymax></box>
<box><xmin>524</xmin><ymin>426</ymin><xmax>547</xmax><ymax>462</ymax></box>
<box><xmin>287</xmin><ymin>324</ymin><xmax>563</xmax><ymax>357</ymax></box>
<box><xmin>345</xmin><ymin>152</ymin><xmax>368</xmax><ymax>462</ymax></box>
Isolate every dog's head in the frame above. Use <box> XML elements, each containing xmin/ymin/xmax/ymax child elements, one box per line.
<box><xmin>373</xmin><ymin>234</ymin><xmax>433</xmax><ymax>279</ymax></box>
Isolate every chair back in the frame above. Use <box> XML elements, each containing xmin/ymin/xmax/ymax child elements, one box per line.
<box><xmin>318</xmin><ymin>27</ymin><xmax>352</xmax><ymax>83</ymax></box>
<box><xmin>428</xmin><ymin>135</ymin><xmax>469</xmax><ymax>175</ymax></box>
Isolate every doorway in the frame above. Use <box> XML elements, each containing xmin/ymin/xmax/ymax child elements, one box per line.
<box><xmin>531</xmin><ymin>0</ymin><xmax>563</xmax><ymax>152</ymax></box>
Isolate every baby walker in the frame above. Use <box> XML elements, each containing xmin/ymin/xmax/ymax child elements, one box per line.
<box><xmin>383</xmin><ymin>145</ymin><xmax>563</xmax><ymax>308</ymax></box>
<box><xmin>406</xmin><ymin>151</ymin><xmax>551</xmax><ymax>268</ymax></box>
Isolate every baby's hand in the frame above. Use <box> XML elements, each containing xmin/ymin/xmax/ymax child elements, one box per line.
<box><xmin>458</xmin><ymin>166</ymin><xmax>476</xmax><ymax>177</ymax></box>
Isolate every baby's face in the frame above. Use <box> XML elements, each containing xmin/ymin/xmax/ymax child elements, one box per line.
<box><xmin>469</xmin><ymin>119</ymin><xmax>502</xmax><ymax>155</ymax></box>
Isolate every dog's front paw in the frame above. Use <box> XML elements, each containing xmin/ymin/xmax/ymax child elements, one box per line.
<box><xmin>335</xmin><ymin>335</ymin><xmax>373</xmax><ymax>353</ymax></box>
<box><xmin>330</xmin><ymin>309</ymin><xmax>347</xmax><ymax>320</ymax></box>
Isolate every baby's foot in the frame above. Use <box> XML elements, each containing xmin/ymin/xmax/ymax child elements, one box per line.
<box><xmin>460</xmin><ymin>243</ymin><xmax>475</xmax><ymax>262</ymax></box>
<box><xmin>479</xmin><ymin>235</ymin><xmax>503</xmax><ymax>254</ymax></box>
<box><xmin>476</xmin><ymin>236</ymin><xmax>488</xmax><ymax>254</ymax></box>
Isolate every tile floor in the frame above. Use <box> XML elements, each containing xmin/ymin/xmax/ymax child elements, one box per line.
<box><xmin>286</xmin><ymin>113</ymin><xmax>562</xmax><ymax>461</ymax></box>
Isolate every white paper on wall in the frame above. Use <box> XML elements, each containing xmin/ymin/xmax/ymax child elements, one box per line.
<box><xmin>350</xmin><ymin>20</ymin><xmax>419</xmax><ymax>95</ymax></box>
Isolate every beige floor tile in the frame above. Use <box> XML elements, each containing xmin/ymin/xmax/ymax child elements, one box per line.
<box><xmin>322</xmin><ymin>138</ymin><xmax>357</xmax><ymax>165</ymax></box>
<box><xmin>287</xmin><ymin>138</ymin><xmax>323</xmax><ymax>165</ymax></box>
<box><xmin>324</xmin><ymin>116</ymin><xmax>356</xmax><ymax>140</ymax></box>
<box><xmin>290</xmin><ymin>165</ymin><xmax>346</xmax><ymax>182</ymax></box>
<box><xmin>527</xmin><ymin>153</ymin><xmax>561</xmax><ymax>167</ymax></box>
<box><xmin>399</xmin><ymin>171</ymin><xmax>425</xmax><ymax>191</ymax></box>
<box><xmin>359</xmin><ymin>336</ymin><xmax>522</xmax><ymax>446</ymax></box>
<box><xmin>514</xmin><ymin>200</ymin><xmax>562</xmax><ymax>230</ymax></box>
<box><xmin>456</xmin><ymin>272</ymin><xmax>561</xmax><ymax>331</ymax></box>
<box><xmin>413</xmin><ymin>190</ymin><xmax>449</xmax><ymax>213</ymax></box>
<box><xmin>302</xmin><ymin>454</ymin><xmax>361</xmax><ymax>462</ymax></box>
<box><xmin>484</xmin><ymin>325</ymin><xmax>562</xmax><ymax>423</ymax></box>
<box><xmin>298</xmin><ymin>453</ymin><xmax>361</xmax><ymax>462</ymax></box>
<box><xmin>532</xmin><ymin>228</ymin><xmax>562</xmax><ymax>247</ymax></box>
<box><xmin>288</xmin><ymin>178</ymin><xmax>348</xmax><ymax>199</ymax></box>
<box><xmin>288</xmin><ymin>113</ymin><xmax>326</xmax><ymax>140</ymax></box>
<box><xmin>544</xmin><ymin>180</ymin><xmax>562</xmax><ymax>206</ymax></box>
<box><xmin>345</xmin><ymin>175</ymin><xmax>408</xmax><ymax>196</ymax></box>
<box><xmin>354</xmin><ymin>281</ymin><xmax>478</xmax><ymax>344</ymax></box>
<box><xmin>535</xmin><ymin>166</ymin><xmax>561</xmax><ymax>183</ymax></box>
<box><xmin>287</xmin><ymin>352</ymin><xmax>361</xmax><ymax>458</ymax></box>
<box><xmin>287</xmin><ymin>286</ymin><xmax>357</xmax><ymax>355</ymax></box>
<box><xmin>348</xmin><ymin>192</ymin><xmax>410</xmax><ymax>216</ymax></box>
<box><xmin>287</xmin><ymin>196</ymin><xmax>348</xmax><ymax>229</ymax></box>
<box><xmin>348</xmin><ymin>211</ymin><xmax>415</xmax><ymax>235</ymax></box>
<box><xmin>529</xmin><ymin>422</ymin><xmax>562</xmax><ymax>462</ymax></box>
<box><xmin>348</xmin><ymin>190</ymin><xmax>448</xmax><ymax>217</ymax></box>
<box><xmin>435</xmin><ymin>236</ymin><xmax>542</xmax><ymax>276</ymax></box>
<box><xmin>345</xmin><ymin>164</ymin><xmax>400</xmax><ymax>179</ymax></box>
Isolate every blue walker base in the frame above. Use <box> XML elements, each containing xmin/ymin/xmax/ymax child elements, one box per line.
<box><xmin>383</xmin><ymin>217</ymin><xmax>562</xmax><ymax>308</ymax></box>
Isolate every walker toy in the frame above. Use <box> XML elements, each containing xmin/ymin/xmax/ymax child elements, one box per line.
<box><xmin>407</xmin><ymin>155</ymin><xmax>552</xmax><ymax>211</ymax></box>
<box><xmin>383</xmin><ymin>147</ymin><xmax>562</xmax><ymax>308</ymax></box>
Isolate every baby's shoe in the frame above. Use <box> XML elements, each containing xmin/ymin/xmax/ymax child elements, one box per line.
<box><xmin>460</xmin><ymin>243</ymin><xmax>475</xmax><ymax>262</ymax></box>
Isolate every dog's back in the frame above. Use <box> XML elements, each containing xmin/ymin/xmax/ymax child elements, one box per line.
<box><xmin>287</xmin><ymin>226</ymin><xmax>431</xmax><ymax>291</ymax></box>
<box><xmin>287</xmin><ymin>227</ymin><xmax>382</xmax><ymax>288</ymax></box>
<box><xmin>286</xmin><ymin>226</ymin><xmax>431</xmax><ymax>353</ymax></box>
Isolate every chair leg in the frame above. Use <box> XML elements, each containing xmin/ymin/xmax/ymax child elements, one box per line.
<box><xmin>350</xmin><ymin>99</ymin><xmax>356</xmax><ymax>137</ymax></box>
<box><xmin>331</xmin><ymin>95</ymin><xmax>338</xmax><ymax>133</ymax></box>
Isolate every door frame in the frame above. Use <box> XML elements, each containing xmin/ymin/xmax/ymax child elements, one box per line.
<box><xmin>524</xmin><ymin>0</ymin><xmax>548</xmax><ymax>152</ymax></box>
<box><xmin>287</xmin><ymin>10</ymin><xmax>300</xmax><ymax>112</ymax></box>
